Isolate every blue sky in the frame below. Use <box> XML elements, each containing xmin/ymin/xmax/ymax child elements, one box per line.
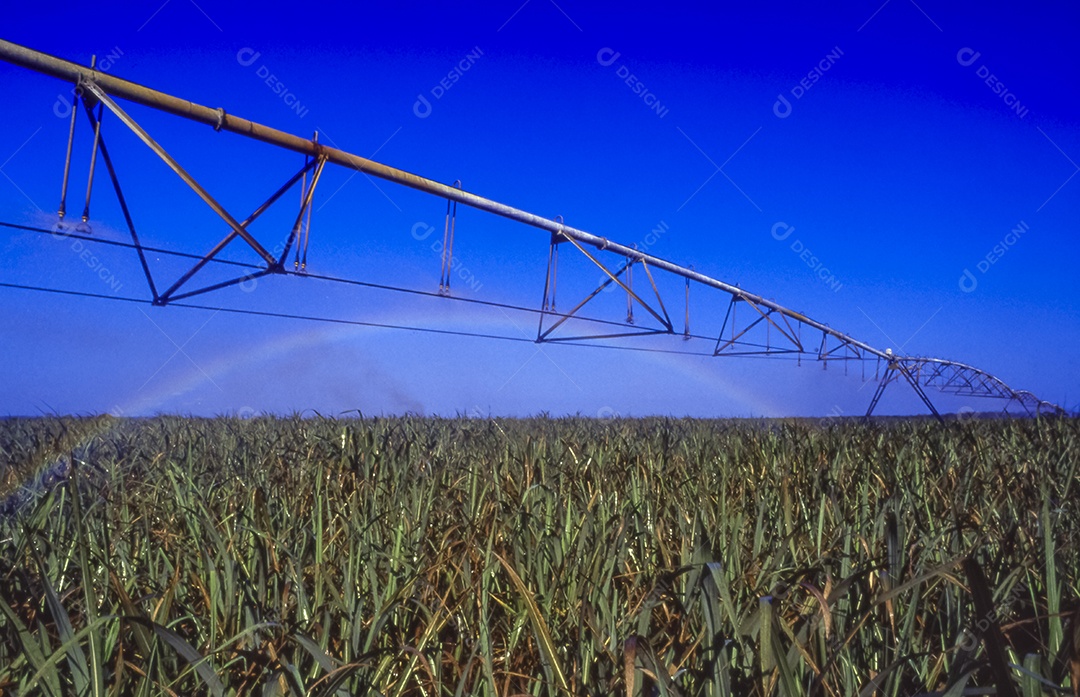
<box><xmin>1</xmin><ymin>1</ymin><xmax>1077</xmax><ymax>417</ymax></box>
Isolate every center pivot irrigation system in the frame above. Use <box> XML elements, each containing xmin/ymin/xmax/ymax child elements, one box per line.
<box><xmin>0</xmin><ymin>39</ymin><xmax>1064</xmax><ymax>419</ymax></box>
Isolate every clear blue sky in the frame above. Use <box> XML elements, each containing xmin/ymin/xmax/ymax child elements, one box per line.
<box><xmin>1</xmin><ymin>1</ymin><xmax>1077</xmax><ymax>417</ymax></box>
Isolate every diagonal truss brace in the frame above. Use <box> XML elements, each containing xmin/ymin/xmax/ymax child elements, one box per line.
<box><xmin>866</xmin><ymin>357</ymin><xmax>944</xmax><ymax>422</ymax></box>
<box><xmin>536</xmin><ymin>231</ymin><xmax>673</xmax><ymax>342</ymax></box>
<box><xmin>79</xmin><ymin>79</ymin><xmax>328</xmax><ymax>305</ymax></box>
<box><xmin>714</xmin><ymin>295</ymin><xmax>805</xmax><ymax>356</ymax></box>
<box><xmin>162</xmin><ymin>156</ymin><xmax>326</xmax><ymax>304</ymax></box>
<box><xmin>158</xmin><ymin>159</ymin><xmax>321</xmax><ymax>303</ymax></box>
<box><xmin>81</xmin><ymin>80</ymin><xmax>277</xmax><ymax>266</ymax></box>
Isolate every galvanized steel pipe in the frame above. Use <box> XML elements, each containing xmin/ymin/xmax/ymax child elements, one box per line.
<box><xmin>1</xmin><ymin>38</ymin><xmax>886</xmax><ymax>358</ymax></box>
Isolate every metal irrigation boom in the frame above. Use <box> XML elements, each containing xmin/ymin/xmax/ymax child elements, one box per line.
<box><xmin>0</xmin><ymin>38</ymin><xmax>1063</xmax><ymax>419</ymax></box>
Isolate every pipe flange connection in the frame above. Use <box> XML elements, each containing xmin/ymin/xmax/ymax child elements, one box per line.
<box><xmin>214</xmin><ymin>107</ymin><xmax>226</xmax><ymax>132</ymax></box>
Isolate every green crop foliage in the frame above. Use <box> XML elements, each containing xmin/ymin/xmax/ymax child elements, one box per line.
<box><xmin>0</xmin><ymin>415</ymin><xmax>1077</xmax><ymax>696</ymax></box>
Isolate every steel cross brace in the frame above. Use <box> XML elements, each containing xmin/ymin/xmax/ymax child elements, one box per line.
<box><xmin>714</xmin><ymin>295</ymin><xmax>804</xmax><ymax>356</ymax></box>
<box><xmin>159</xmin><ymin>159</ymin><xmax>323</xmax><ymax>303</ymax></box>
<box><xmin>865</xmin><ymin>359</ymin><xmax>944</xmax><ymax>422</ymax></box>
<box><xmin>536</xmin><ymin>232</ymin><xmax>673</xmax><ymax>343</ymax></box>
<box><xmin>78</xmin><ymin>79</ymin><xmax>326</xmax><ymax>305</ymax></box>
<box><xmin>81</xmin><ymin>80</ymin><xmax>275</xmax><ymax>265</ymax></box>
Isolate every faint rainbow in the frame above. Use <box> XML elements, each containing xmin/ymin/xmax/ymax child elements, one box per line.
<box><xmin>111</xmin><ymin>301</ymin><xmax>784</xmax><ymax>417</ymax></box>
